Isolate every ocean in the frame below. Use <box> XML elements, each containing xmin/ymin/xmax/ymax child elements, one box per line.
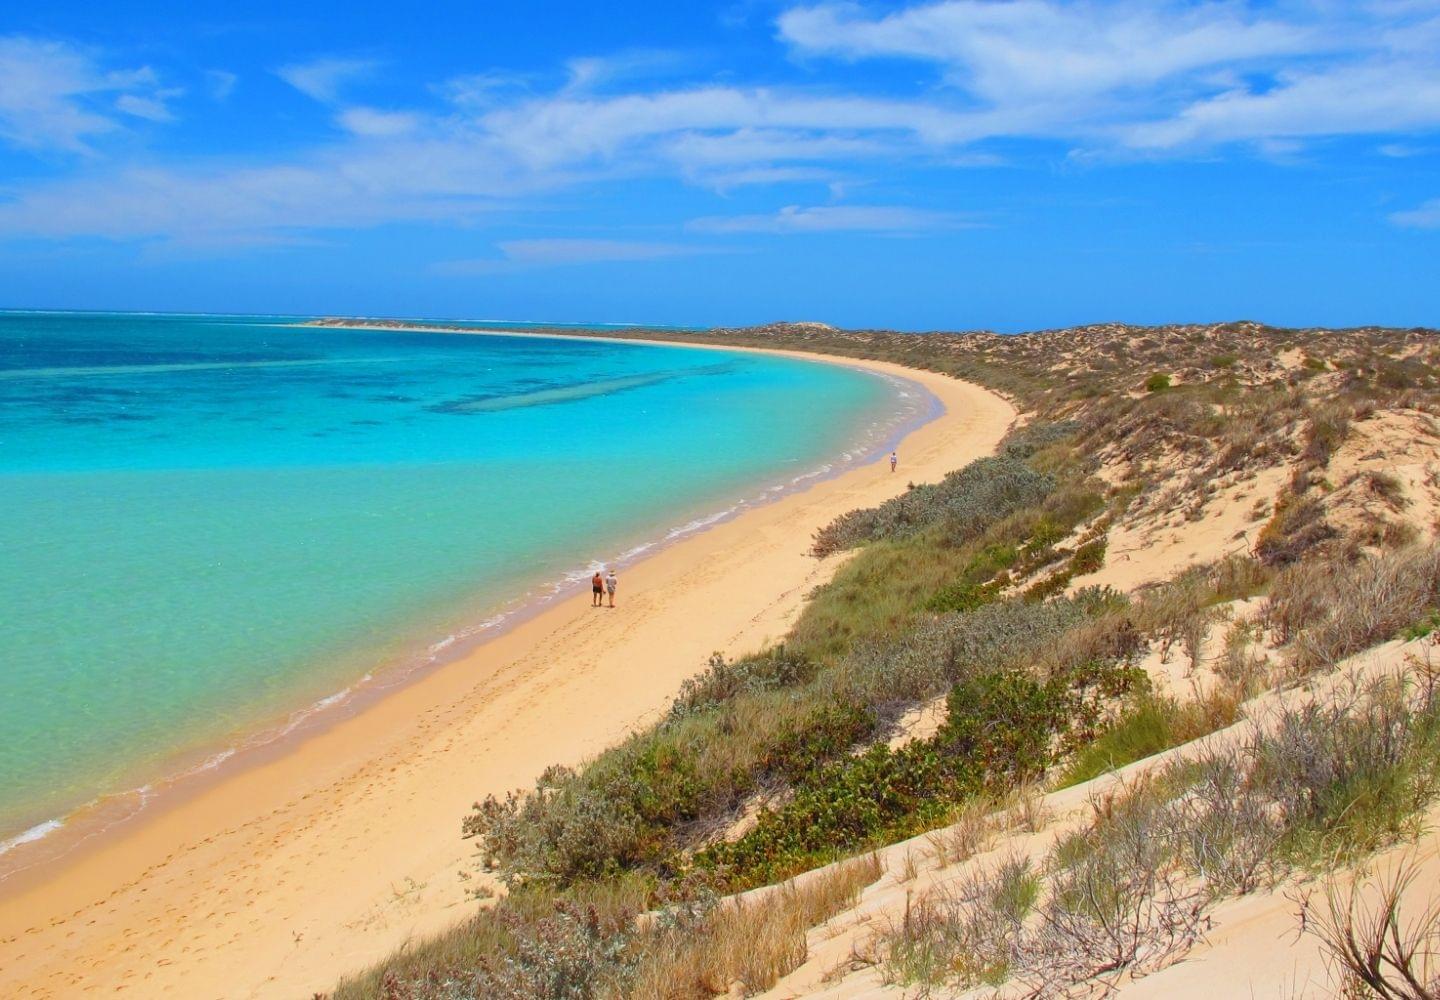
<box><xmin>0</xmin><ymin>311</ymin><xmax>921</xmax><ymax>854</ymax></box>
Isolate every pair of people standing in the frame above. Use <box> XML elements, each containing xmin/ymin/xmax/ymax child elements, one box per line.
<box><xmin>591</xmin><ymin>569</ymin><xmax>618</xmax><ymax>607</ymax></box>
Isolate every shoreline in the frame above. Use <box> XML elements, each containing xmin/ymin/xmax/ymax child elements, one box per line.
<box><xmin>0</xmin><ymin>333</ymin><xmax>932</xmax><ymax>882</ymax></box>
<box><xmin>0</xmin><ymin>345</ymin><xmax>1016</xmax><ymax>1000</ymax></box>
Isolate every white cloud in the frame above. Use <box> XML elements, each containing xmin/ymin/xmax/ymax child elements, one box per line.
<box><xmin>778</xmin><ymin>1</ymin><xmax>1316</xmax><ymax>102</ymax></box>
<box><xmin>337</xmin><ymin>106</ymin><xmax>421</xmax><ymax>137</ymax></box>
<box><xmin>276</xmin><ymin>57</ymin><xmax>376</xmax><ymax>103</ymax></box>
<box><xmin>0</xmin><ymin>36</ymin><xmax>174</xmax><ymax>153</ymax></box>
<box><xmin>562</xmin><ymin>50</ymin><xmax>689</xmax><ymax>93</ymax></box>
<box><xmin>689</xmin><ymin>204</ymin><xmax>967</xmax><ymax>233</ymax></box>
<box><xmin>436</xmin><ymin>239</ymin><xmax>716</xmax><ymax>272</ymax></box>
<box><xmin>705</xmin><ymin>165</ymin><xmax>837</xmax><ymax>191</ymax></box>
<box><xmin>4</xmin><ymin>4</ymin><xmax>1440</xmax><ymax>247</ymax></box>
<box><xmin>1121</xmin><ymin>61</ymin><xmax>1440</xmax><ymax>150</ymax></box>
<box><xmin>206</xmin><ymin>70</ymin><xmax>238</xmax><ymax>101</ymax></box>
<box><xmin>1390</xmin><ymin>198</ymin><xmax>1440</xmax><ymax>228</ymax></box>
<box><xmin>778</xmin><ymin>1</ymin><xmax>1440</xmax><ymax>153</ymax></box>
<box><xmin>116</xmin><ymin>90</ymin><xmax>181</xmax><ymax>123</ymax></box>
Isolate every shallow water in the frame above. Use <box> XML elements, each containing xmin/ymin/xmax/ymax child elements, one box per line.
<box><xmin>0</xmin><ymin>312</ymin><xmax>912</xmax><ymax>844</ymax></box>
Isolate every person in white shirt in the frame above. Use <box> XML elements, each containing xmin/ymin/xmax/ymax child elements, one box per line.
<box><xmin>605</xmin><ymin>569</ymin><xmax>618</xmax><ymax>608</ymax></box>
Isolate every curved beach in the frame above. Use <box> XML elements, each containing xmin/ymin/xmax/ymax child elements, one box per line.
<box><xmin>0</xmin><ymin>349</ymin><xmax>1015</xmax><ymax>999</ymax></box>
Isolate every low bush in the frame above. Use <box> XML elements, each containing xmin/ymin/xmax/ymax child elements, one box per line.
<box><xmin>1255</xmin><ymin>489</ymin><xmax>1337</xmax><ymax>566</ymax></box>
<box><xmin>1070</xmin><ymin>538</ymin><xmax>1107</xmax><ymax>576</ymax></box>
<box><xmin>1267</xmin><ymin>545</ymin><xmax>1440</xmax><ymax>673</ymax></box>
<box><xmin>699</xmin><ymin>656</ymin><xmax>1143</xmax><ymax>888</ymax></box>
<box><xmin>883</xmin><ymin>855</ymin><xmax>1038</xmax><ymax>989</ymax></box>
<box><xmin>1145</xmin><ymin>372</ymin><xmax>1172</xmax><ymax>392</ymax></box>
<box><xmin>1253</xmin><ymin>680</ymin><xmax>1440</xmax><ymax>867</ymax></box>
<box><xmin>1059</xmin><ymin>687</ymin><xmax>1243</xmax><ymax>788</ymax></box>
<box><xmin>877</xmin><ymin>676</ymin><xmax>1440</xmax><ymax>996</ymax></box>
<box><xmin>811</xmin><ymin>455</ymin><xmax>1054</xmax><ymax>556</ymax></box>
<box><xmin>630</xmin><ymin>855</ymin><xmax>882</xmax><ymax>999</ymax></box>
<box><xmin>922</xmin><ymin>579</ymin><xmax>1000</xmax><ymax>614</ymax></box>
<box><xmin>668</xmin><ymin>646</ymin><xmax>816</xmax><ymax>720</ymax></box>
<box><xmin>1303</xmin><ymin>401</ymin><xmax>1352</xmax><ymax>466</ymax></box>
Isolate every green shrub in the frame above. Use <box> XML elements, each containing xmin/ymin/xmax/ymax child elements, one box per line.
<box><xmin>1070</xmin><ymin>539</ymin><xmax>1107</xmax><ymax>576</ymax></box>
<box><xmin>1251</xmin><ymin>680</ymin><xmax>1440</xmax><ymax>867</ymax></box>
<box><xmin>938</xmin><ymin>671</ymin><xmax>1066</xmax><ymax>783</ymax></box>
<box><xmin>1144</xmin><ymin>373</ymin><xmax>1172</xmax><ymax>392</ymax></box>
<box><xmin>1056</xmin><ymin>691</ymin><xmax>1239</xmax><ymax>788</ymax></box>
<box><xmin>760</xmin><ymin>701</ymin><xmax>877</xmax><ymax>785</ymax></box>
<box><xmin>924</xmin><ymin>580</ymin><xmax>1000</xmax><ymax>614</ymax></box>
<box><xmin>698</xmin><ymin>742</ymin><xmax>972</xmax><ymax>885</ymax></box>
<box><xmin>811</xmin><ymin>456</ymin><xmax>1054</xmax><ymax>556</ymax></box>
<box><xmin>1002</xmin><ymin>421</ymin><xmax>1081</xmax><ymax>459</ymax></box>
<box><xmin>702</xmin><ymin>657</ymin><xmax>1143</xmax><ymax>889</ymax></box>
<box><xmin>669</xmin><ymin>646</ymin><xmax>816</xmax><ymax>719</ymax></box>
<box><xmin>834</xmin><ymin>597</ymin><xmax>1092</xmax><ymax>708</ymax></box>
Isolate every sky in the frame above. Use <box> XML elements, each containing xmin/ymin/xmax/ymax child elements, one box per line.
<box><xmin>0</xmin><ymin>1</ymin><xmax>1437</xmax><ymax>331</ymax></box>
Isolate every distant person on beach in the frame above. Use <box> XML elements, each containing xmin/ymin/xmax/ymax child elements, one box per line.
<box><xmin>890</xmin><ymin>451</ymin><xmax>898</xmax><ymax>472</ymax></box>
<box><xmin>606</xmin><ymin>570</ymin><xmax>618</xmax><ymax>607</ymax></box>
<box><xmin>591</xmin><ymin>570</ymin><xmax>604</xmax><ymax>607</ymax></box>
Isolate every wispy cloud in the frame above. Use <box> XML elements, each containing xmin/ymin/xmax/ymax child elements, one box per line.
<box><xmin>116</xmin><ymin>90</ymin><xmax>182</xmax><ymax>123</ymax></box>
<box><xmin>779</xmin><ymin>0</ymin><xmax>1316</xmax><ymax>103</ymax></box>
<box><xmin>336</xmin><ymin>106</ymin><xmax>421</xmax><ymax>137</ymax></box>
<box><xmin>1120</xmin><ymin>61</ymin><xmax>1440</xmax><ymax>150</ymax></box>
<box><xmin>1391</xmin><ymin>198</ymin><xmax>1440</xmax><ymax>229</ymax></box>
<box><xmin>778</xmin><ymin>0</ymin><xmax>1440</xmax><ymax>153</ymax></box>
<box><xmin>0</xmin><ymin>36</ymin><xmax>177</xmax><ymax>153</ymax></box>
<box><xmin>276</xmin><ymin>56</ymin><xmax>376</xmax><ymax>103</ymax></box>
<box><xmin>436</xmin><ymin>238</ymin><xmax>718</xmax><ymax>273</ymax></box>
<box><xmin>689</xmin><ymin>204</ymin><xmax>969</xmax><ymax>233</ymax></box>
<box><xmin>206</xmin><ymin>70</ymin><xmax>238</xmax><ymax>101</ymax></box>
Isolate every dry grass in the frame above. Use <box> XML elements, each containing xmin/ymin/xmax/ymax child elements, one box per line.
<box><xmin>629</xmin><ymin>854</ymin><xmax>882</xmax><ymax>999</ymax></box>
<box><xmin>1267</xmin><ymin>546</ymin><xmax>1440</xmax><ymax>674</ymax></box>
<box><xmin>1302</xmin><ymin>855</ymin><xmax>1440</xmax><ymax>999</ymax></box>
<box><xmin>927</xmin><ymin>796</ymin><xmax>1001</xmax><ymax>869</ymax></box>
<box><xmin>869</xmin><ymin>675</ymin><xmax>1440</xmax><ymax>997</ymax></box>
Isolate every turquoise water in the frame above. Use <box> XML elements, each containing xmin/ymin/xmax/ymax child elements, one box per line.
<box><xmin>0</xmin><ymin>312</ymin><xmax>914</xmax><ymax>847</ymax></box>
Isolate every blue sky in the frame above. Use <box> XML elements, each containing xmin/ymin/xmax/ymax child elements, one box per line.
<box><xmin>0</xmin><ymin>1</ymin><xmax>1437</xmax><ymax>331</ymax></box>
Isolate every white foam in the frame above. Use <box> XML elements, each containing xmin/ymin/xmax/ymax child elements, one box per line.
<box><xmin>0</xmin><ymin>819</ymin><xmax>64</xmax><ymax>856</ymax></box>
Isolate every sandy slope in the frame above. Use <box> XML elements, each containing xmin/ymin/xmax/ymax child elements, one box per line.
<box><xmin>0</xmin><ymin>352</ymin><xmax>1015</xmax><ymax>999</ymax></box>
<box><xmin>753</xmin><ymin>637</ymin><xmax>1440</xmax><ymax>1000</ymax></box>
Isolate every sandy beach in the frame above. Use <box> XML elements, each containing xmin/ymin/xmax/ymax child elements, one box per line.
<box><xmin>0</xmin><ymin>348</ymin><xmax>1015</xmax><ymax>1000</ymax></box>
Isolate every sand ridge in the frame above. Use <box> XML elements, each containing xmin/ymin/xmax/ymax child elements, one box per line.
<box><xmin>0</xmin><ymin>350</ymin><xmax>1015</xmax><ymax>999</ymax></box>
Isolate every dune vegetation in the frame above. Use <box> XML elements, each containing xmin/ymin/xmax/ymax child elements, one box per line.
<box><xmin>327</xmin><ymin>319</ymin><xmax>1440</xmax><ymax>1000</ymax></box>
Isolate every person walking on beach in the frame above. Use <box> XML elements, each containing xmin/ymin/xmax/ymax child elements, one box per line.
<box><xmin>890</xmin><ymin>451</ymin><xmax>899</xmax><ymax>473</ymax></box>
<box><xmin>605</xmin><ymin>569</ymin><xmax>618</xmax><ymax>608</ymax></box>
<box><xmin>591</xmin><ymin>570</ymin><xmax>604</xmax><ymax>607</ymax></box>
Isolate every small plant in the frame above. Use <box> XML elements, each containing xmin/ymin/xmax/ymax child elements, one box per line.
<box><xmin>1145</xmin><ymin>372</ymin><xmax>1173</xmax><ymax>392</ymax></box>
<box><xmin>1070</xmin><ymin>538</ymin><xmax>1107</xmax><ymax>576</ymax></box>
<box><xmin>882</xmin><ymin>856</ymin><xmax>1038</xmax><ymax>989</ymax></box>
<box><xmin>1301</xmin><ymin>856</ymin><xmax>1440</xmax><ymax>1000</ymax></box>
<box><xmin>811</xmin><ymin>455</ymin><xmax>1055</xmax><ymax>556</ymax></box>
